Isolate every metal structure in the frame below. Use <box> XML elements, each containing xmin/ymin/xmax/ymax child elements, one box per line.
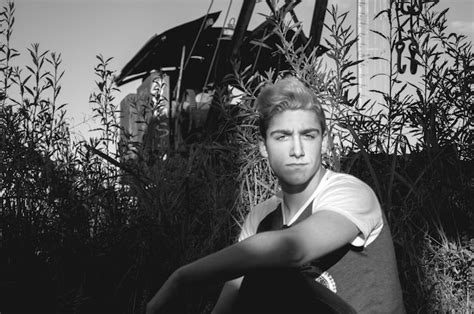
<box><xmin>115</xmin><ymin>0</ymin><xmax>328</xmax><ymax>91</ymax></box>
<box><xmin>116</xmin><ymin>0</ymin><xmax>329</xmax><ymax>155</ymax></box>
<box><xmin>356</xmin><ymin>0</ymin><xmax>390</xmax><ymax>107</ymax></box>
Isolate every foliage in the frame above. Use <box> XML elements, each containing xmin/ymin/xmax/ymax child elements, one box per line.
<box><xmin>0</xmin><ymin>0</ymin><xmax>472</xmax><ymax>313</ymax></box>
<box><xmin>90</xmin><ymin>54</ymin><xmax>121</xmax><ymax>159</ymax></box>
<box><xmin>229</xmin><ymin>2</ymin><xmax>473</xmax><ymax>312</ymax></box>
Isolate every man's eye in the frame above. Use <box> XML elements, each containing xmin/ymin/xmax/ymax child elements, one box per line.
<box><xmin>276</xmin><ymin>135</ymin><xmax>288</xmax><ymax>141</ymax></box>
<box><xmin>304</xmin><ymin>134</ymin><xmax>316</xmax><ymax>139</ymax></box>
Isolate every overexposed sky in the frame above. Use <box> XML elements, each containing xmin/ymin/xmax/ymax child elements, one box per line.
<box><xmin>8</xmin><ymin>0</ymin><xmax>474</xmax><ymax>140</ymax></box>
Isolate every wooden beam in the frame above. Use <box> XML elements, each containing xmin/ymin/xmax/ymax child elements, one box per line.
<box><xmin>230</xmin><ymin>0</ymin><xmax>257</xmax><ymax>63</ymax></box>
<box><xmin>309</xmin><ymin>0</ymin><xmax>328</xmax><ymax>48</ymax></box>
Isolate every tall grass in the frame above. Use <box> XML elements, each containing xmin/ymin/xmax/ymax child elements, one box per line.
<box><xmin>0</xmin><ymin>0</ymin><xmax>472</xmax><ymax>313</ymax></box>
<box><xmin>226</xmin><ymin>3</ymin><xmax>473</xmax><ymax>312</ymax></box>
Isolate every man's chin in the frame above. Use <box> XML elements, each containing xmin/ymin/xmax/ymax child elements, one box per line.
<box><xmin>279</xmin><ymin>177</ymin><xmax>312</xmax><ymax>192</ymax></box>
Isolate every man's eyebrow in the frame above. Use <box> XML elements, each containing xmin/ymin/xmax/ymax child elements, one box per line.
<box><xmin>300</xmin><ymin>128</ymin><xmax>320</xmax><ymax>134</ymax></box>
<box><xmin>269</xmin><ymin>129</ymin><xmax>292</xmax><ymax>136</ymax></box>
<box><xmin>269</xmin><ymin>128</ymin><xmax>320</xmax><ymax>136</ymax></box>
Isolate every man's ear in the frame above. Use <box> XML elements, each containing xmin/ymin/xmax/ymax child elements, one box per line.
<box><xmin>321</xmin><ymin>132</ymin><xmax>328</xmax><ymax>155</ymax></box>
<box><xmin>259</xmin><ymin>139</ymin><xmax>268</xmax><ymax>158</ymax></box>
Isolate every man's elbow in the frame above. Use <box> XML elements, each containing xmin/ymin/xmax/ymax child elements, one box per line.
<box><xmin>280</xmin><ymin>235</ymin><xmax>308</xmax><ymax>268</ymax></box>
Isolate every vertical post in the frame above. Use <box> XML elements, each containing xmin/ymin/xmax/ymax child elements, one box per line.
<box><xmin>173</xmin><ymin>45</ymin><xmax>186</xmax><ymax>150</ymax></box>
<box><xmin>357</xmin><ymin>0</ymin><xmax>390</xmax><ymax>107</ymax></box>
<box><xmin>205</xmin><ymin>0</ymin><xmax>256</xmax><ymax>133</ymax></box>
<box><xmin>309</xmin><ymin>0</ymin><xmax>328</xmax><ymax>49</ymax></box>
<box><xmin>229</xmin><ymin>0</ymin><xmax>257</xmax><ymax>67</ymax></box>
<box><xmin>175</xmin><ymin>45</ymin><xmax>186</xmax><ymax>103</ymax></box>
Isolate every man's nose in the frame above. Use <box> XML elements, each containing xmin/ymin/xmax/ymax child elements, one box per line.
<box><xmin>290</xmin><ymin>136</ymin><xmax>305</xmax><ymax>158</ymax></box>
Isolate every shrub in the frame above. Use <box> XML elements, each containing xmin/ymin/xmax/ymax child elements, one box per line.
<box><xmin>1</xmin><ymin>1</ymin><xmax>472</xmax><ymax>313</ymax></box>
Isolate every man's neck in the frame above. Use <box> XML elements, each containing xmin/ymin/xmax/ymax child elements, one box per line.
<box><xmin>281</xmin><ymin>167</ymin><xmax>326</xmax><ymax>222</ymax></box>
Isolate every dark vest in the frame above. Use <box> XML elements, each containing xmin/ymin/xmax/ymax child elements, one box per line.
<box><xmin>234</xmin><ymin>203</ymin><xmax>357</xmax><ymax>314</ymax></box>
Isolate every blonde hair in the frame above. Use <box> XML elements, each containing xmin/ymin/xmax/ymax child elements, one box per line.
<box><xmin>256</xmin><ymin>76</ymin><xmax>326</xmax><ymax>137</ymax></box>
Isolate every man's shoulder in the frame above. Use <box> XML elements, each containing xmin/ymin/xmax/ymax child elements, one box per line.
<box><xmin>320</xmin><ymin>170</ymin><xmax>380</xmax><ymax>214</ymax></box>
<box><xmin>247</xmin><ymin>195</ymin><xmax>282</xmax><ymax>225</ymax></box>
<box><xmin>252</xmin><ymin>195</ymin><xmax>281</xmax><ymax>215</ymax></box>
<box><xmin>239</xmin><ymin>195</ymin><xmax>282</xmax><ymax>241</ymax></box>
<box><xmin>325</xmin><ymin>171</ymin><xmax>373</xmax><ymax>193</ymax></box>
<box><xmin>327</xmin><ymin>170</ymin><xmax>365</xmax><ymax>183</ymax></box>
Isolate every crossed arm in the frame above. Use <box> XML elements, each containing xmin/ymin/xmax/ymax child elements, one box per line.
<box><xmin>146</xmin><ymin>210</ymin><xmax>359</xmax><ymax>314</ymax></box>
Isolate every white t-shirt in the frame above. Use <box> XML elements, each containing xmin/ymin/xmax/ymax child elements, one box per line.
<box><xmin>239</xmin><ymin>170</ymin><xmax>383</xmax><ymax>247</ymax></box>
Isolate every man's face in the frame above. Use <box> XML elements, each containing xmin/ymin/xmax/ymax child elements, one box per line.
<box><xmin>260</xmin><ymin>109</ymin><xmax>323</xmax><ymax>191</ymax></box>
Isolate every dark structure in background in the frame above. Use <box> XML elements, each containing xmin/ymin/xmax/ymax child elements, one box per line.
<box><xmin>115</xmin><ymin>0</ymin><xmax>328</xmax><ymax>158</ymax></box>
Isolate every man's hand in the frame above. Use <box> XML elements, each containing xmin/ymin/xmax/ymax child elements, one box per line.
<box><xmin>146</xmin><ymin>269</ymin><xmax>182</xmax><ymax>314</ymax></box>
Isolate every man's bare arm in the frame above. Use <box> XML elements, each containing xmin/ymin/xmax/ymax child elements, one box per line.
<box><xmin>146</xmin><ymin>210</ymin><xmax>359</xmax><ymax>313</ymax></box>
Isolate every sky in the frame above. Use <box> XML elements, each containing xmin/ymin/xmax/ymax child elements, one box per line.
<box><xmin>8</xmin><ymin>0</ymin><xmax>474</xmax><ymax>141</ymax></box>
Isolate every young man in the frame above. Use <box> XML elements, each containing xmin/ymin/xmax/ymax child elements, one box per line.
<box><xmin>146</xmin><ymin>77</ymin><xmax>405</xmax><ymax>313</ymax></box>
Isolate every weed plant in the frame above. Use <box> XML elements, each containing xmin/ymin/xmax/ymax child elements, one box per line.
<box><xmin>223</xmin><ymin>2</ymin><xmax>472</xmax><ymax>312</ymax></box>
<box><xmin>0</xmin><ymin>0</ymin><xmax>472</xmax><ymax>313</ymax></box>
